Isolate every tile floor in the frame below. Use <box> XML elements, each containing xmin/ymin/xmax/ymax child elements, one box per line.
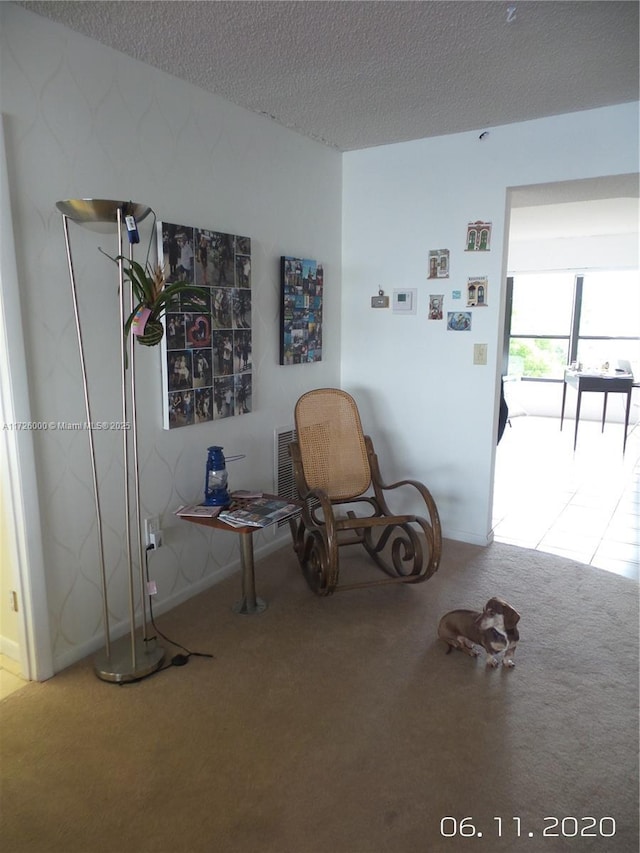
<box><xmin>492</xmin><ymin>414</ymin><xmax>639</xmax><ymax>581</ymax></box>
<box><xmin>0</xmin><ymin>653</ymin><xmax>28</xmax><ymax>701</ymax></box>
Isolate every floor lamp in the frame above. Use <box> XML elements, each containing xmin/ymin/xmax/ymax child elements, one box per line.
<box><xmin>57</xmin><ymin>199</ymin><xmax>164</xmax><ymax>683</ymax></box>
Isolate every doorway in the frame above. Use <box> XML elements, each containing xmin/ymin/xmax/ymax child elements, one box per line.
<box><xmin>0</xmin><ymin>440</ymin><xmax>29</xmax><ymax>696</ymax></box>
<box><xmin>0</xmin><ymin>120</ymin><xmax>53</xmax><ymax>682</ymax></box>
<box><xmin>493</xmin><ymin>175</ymin><xmax>640</xmax><ymax>578</ymax></box>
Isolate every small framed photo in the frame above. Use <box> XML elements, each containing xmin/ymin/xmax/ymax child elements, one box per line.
<box><xmin>447</xmin><ymin>311</ymin><xmax>472</xmax><ymax>331</ymax></box>
<box><xmin>428</xmin><ymin>249</ymin><xmax>450</xmax><ymax>279</ymax></box>
<box><xmin>428</xmin><ymin>294</ymin><xmax>444</xmax><ymax>320</ymax></box>
<box><xmin>467</xmin><ymin>276</ymin><xmax>488</xmax><ymax>306</ymax></box>
<box><xmin>465</xmin><ymin>221</ymin><xmax>492</xmax><ymax>251</ymax></box>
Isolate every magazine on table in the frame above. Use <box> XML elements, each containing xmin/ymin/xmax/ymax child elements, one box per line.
<box><xmin>174</xmin><ymin>504</ymin><xmax>222</xmax><ymax>519</ymax></box>
<box><xmin>219</xmin><ymin>497</ymin><xmax>300</xmax><ymax>528</ymax></box>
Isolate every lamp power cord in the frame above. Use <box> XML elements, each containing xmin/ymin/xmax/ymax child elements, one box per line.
<box><xmin>118</xmin><ymin>546</ymin><xmax>215</xmax><ymax>684</ymax></box>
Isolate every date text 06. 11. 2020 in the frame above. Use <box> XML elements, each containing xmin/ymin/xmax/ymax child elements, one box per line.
<box><xmin>440</xmin><ymin>816</ymin><xmax>616</xmax><ymax>840</ymax></box>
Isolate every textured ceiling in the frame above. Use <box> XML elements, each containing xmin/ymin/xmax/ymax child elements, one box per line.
<box><xmin>18</xmin><ymin>0</ymin><xmax>640</xmax><ymax>152</ymax></box>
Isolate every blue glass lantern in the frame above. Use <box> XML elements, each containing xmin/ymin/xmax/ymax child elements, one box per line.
<box><xmin>204</xmin><ymin>446</ymin><xmax>230</xmax><ymax>506</ymax></box>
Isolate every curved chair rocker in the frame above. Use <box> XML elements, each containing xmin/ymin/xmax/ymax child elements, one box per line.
<box><xmin>288</xmin><ymin>388</ymin><xmax>442</xmax><ymax>596</ymax></box>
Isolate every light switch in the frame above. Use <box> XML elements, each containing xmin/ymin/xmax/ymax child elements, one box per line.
<box><xmin>473</xmin><ymin>343</ymin><xmax>488</xmax><ymax>365</ymax></box>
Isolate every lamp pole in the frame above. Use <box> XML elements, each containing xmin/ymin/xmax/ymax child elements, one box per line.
<box><xmin>57</xmin><ymin>199</ymin><xmax>164</xmax><ymax>682</ymax></box>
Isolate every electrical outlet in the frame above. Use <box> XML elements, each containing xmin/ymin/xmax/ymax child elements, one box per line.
<box><xmin>145</xmin><ymin>516</ymin><xmax>161</xmax><ymax>549</ymax></box>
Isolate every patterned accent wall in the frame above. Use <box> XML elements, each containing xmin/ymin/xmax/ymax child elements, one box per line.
<box><xmin>1</xmin><ymin>5</ymin><xmax>342</xmax><ymax>673</ymax></box>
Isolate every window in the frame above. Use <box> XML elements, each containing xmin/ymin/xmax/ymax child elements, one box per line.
<box><xmin>577</xmin><ymin>271</ymin><xmax>640</xmax><ymax>372</ymax></box>
<box><xmin>506</xmin><ymin>271</ymin><xmax>640</xmax><ymax>380</ymax></box>
<box><xmin>507</xmin><ymin>273</ymin><xmax>574</xmax><ymax>379</ymax></box>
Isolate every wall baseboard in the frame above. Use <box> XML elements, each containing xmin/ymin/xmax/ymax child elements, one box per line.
<box><xmin>445</xmin><ymin>528</ymin><xmax>494</xmax><ymax>547</ymax></box>
<box><xmin>0</xmin><ymin>636</ymin><xmax>20</xmax><ymax>662</ymax></box>
<box><xmin>51</xmin><ymin>528</ymin><xmax>292</xmax><ymax>676</ymax></box>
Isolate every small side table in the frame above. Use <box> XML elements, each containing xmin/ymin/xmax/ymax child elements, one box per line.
<box><xmin>180</xmin><ymin>495</ymin><xmax>298</xmax><ymax>615</ymax></box>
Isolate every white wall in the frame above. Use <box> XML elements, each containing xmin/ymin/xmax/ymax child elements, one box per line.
<box><xmin>1</xmin><ymin>5</ymin><xmax>342</xmax><ymax>673</ymax></box>
<box><xmin>508</xmin><ymin>194</ymin><xmax>639</xmax><ymax>273</ymax></box>
<box><xmin>509</xmin><ymin>232</ymin><xmax>638</xmax><ymax>273</ymax></box>
<box><xmin>342</xmin><ymin>103</ymin><xmax>639</xmax><ymax>545</ymax></box>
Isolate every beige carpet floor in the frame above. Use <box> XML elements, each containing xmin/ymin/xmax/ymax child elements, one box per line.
<box><xmin>1</xmin><ymin>539</ymin><xmax>638</xmax><ymax>853</ymax></box>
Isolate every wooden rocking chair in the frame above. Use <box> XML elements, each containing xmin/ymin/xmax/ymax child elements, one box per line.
<box><xmin>288</xmin><ymin>388</ymin><xmax>442</xmax><ymax>595</ymax></box>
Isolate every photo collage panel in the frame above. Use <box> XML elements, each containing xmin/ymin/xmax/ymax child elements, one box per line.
<box><xmin>158</xmin><ymin>221</ymin><xmax>252</xmax><ymax>429</ymax></box>
<box><xmin>280</xmin><ymin>256</ymin><xmax>323</xmax><ymax>365</ymax></box>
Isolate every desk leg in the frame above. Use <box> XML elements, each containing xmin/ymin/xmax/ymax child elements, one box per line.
<box><xmin>573</xmin><ymin>390</ymin><xmax>582</xmax><ymax>451</ymax></box>
<box><xmin>601</xmin><ymin>392</ymin><xmax>609</xmax><ymax>433</ymax></box>
<box><xmin>560</xmin><ymin>382</ymin><xmax>568</xmax><ymax>431</ymax></box>
<box><xmin>623</xmin><ymin>389</ymin><xmax>632</xmax><ymax>455</ymax></box>
<box><xmin>233</xmin><ymin>531</ymin><xmax>267</xmax><ymax>615</ymax></box>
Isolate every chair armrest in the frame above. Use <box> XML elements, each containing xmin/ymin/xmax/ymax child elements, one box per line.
<box><xmin>299</xmin><ymin>485</ymin><xmax>336</xmax><ymax>532</ymax></box>
<box><xmin>377</xmin><ymin>477</ymin><xmax>440</xmax><ymax>524</ymax></box>
<box><xmin>364</xmin><ymin>437</ymin><xmax>441</xmax><ymax>537</ymax></box>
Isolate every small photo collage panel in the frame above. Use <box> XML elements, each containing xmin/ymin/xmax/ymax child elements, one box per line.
<box><xmin>280</xmin><ymin>256</ymin><xmax>324</xmax><ymax>365</ymax></box>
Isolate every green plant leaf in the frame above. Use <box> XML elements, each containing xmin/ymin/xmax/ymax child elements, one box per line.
<box><xmin>151</xmin><ymin>284</ymin><xmax>208</xmax><ymax>317</ymax></box>
<box><xmin>124</xmin><ymin>259</ymin><xmax>156</xmax><ymax>303</ymax></box>
<box><xmin>105</xmin><ymin>249</ymin><xmax>210</xmax><ymax>367</ymax></box>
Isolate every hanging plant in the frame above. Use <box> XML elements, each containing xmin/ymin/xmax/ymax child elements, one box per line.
<box><xmin>106</xmin><ymin>254</ymin><xmax>208</xmax><ymax>351</ymax></box>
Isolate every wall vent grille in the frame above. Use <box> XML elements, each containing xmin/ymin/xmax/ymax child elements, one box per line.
<box><xmin>274</xmin><ymin>426</ymin><xmax>300</xmax><ymax>527</ymax></box>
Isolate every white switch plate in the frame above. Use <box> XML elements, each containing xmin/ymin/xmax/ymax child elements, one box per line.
<box><xmin>473</xmin><ymin>343</ymin><xmax>488</xmax><ymax>365</ymax></box>
<box><xmin>145</xmin><ymin>516</ymin><xmax>161</xmax><ymax>548</ymax></box>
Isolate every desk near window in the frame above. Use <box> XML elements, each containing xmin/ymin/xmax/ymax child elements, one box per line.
<box><xmin>560</xmin><ymin>369</ymin><xmax>634</xmax><ymax>453</ymax></box>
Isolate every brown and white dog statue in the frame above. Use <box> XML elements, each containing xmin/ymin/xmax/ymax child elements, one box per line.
<box><xmin>437</xmin><ymin>596</ymin><xmax>520</xmax><ymax>668</ymax></box>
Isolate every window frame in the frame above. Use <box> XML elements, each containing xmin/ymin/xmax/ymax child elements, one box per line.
<box><xmin>504</xmin><ymin>272</ymin><xmax>639</xmax><ymax>381</ymax></box>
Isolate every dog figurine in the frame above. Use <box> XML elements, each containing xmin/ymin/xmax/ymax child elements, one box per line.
<box><xmin>437</xmin><ymin>596</ymin><xmax>520</xmax><ymax>668</ymax></box>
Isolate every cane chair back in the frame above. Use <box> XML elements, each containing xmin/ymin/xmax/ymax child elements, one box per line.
<box><xmin>295</xmin><ymin>388</ymin><xmax>371</xmax><ymax>501</ymax></box>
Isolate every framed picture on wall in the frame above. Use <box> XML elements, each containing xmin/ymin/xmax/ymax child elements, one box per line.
<box><xmin>428</xmin><ymin>294</ymin><xmax>444</xmax><ymax>319</ymax></box>
<box><xmin>447</xmin><ymin>311</ymin><xmax>472</xmax><ymax>331</ymax></box>
<box><xmin>427</xmin><ymin>249</ymin><xmax>450</xmax><ymax>278</ymax></box>
<box><xmin>465</xmin><ymin>221</ymin><xmax>492</xmax><ymax>251</ymax></box>
<box><xmin>467</xmin><ymin>276</ymin><xmax>488</xmax><ymax>306</ymax></box>
<box><xmin>157</xmin><ymin>221</ymin><xmax>252</xmax><ymax>428</ymax></box>
<box><xmin>280</xmin><ymin>256</ymin><xmax>324</xmax><ymax>364</ymax></box>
